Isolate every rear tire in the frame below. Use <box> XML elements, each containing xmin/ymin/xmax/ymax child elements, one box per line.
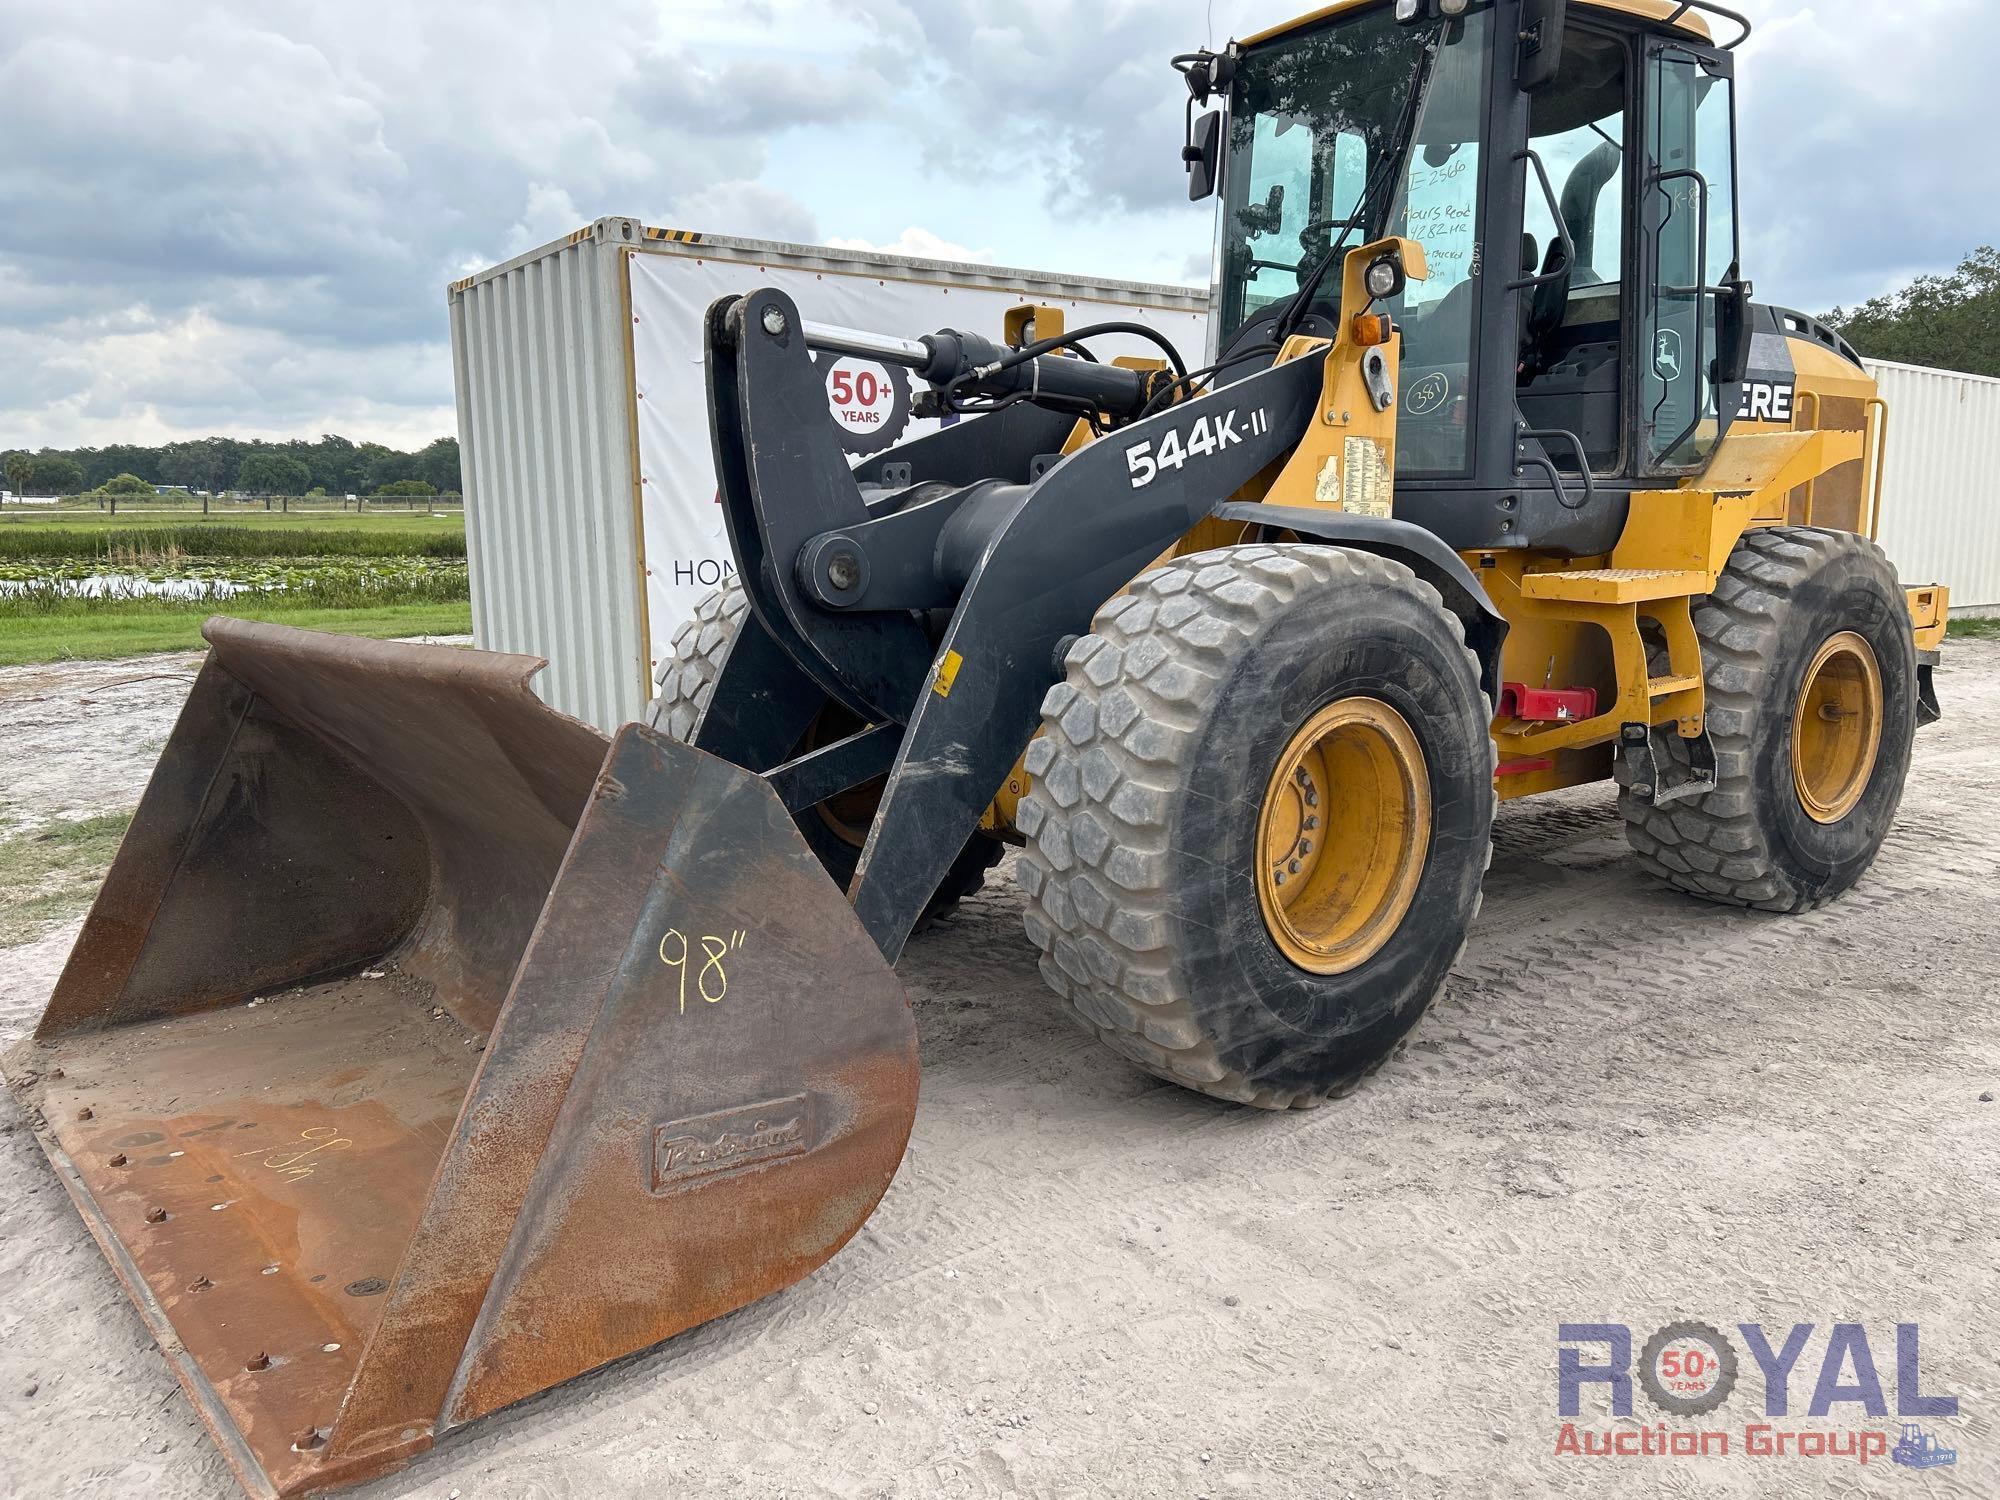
<box><xmin>1015</xmin><ymin>544</ymin><xmax>1495</xmax><ymax>1109</ymax></box>
<box><xmin>648</xmin><ymin>580</ymin><xmax>1002</xmax><ymax>923</ymax></box>
<box><xmin>1620</xmin><ymin>527</ymin><xmax>1917</xmax><ymax>912</ymax></box>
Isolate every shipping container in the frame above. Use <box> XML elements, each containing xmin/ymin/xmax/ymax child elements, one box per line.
<box><xmin>1866</xmin><ymin>358</ymin><xmax>2000</xmax><ymax>615</ymax></box>
<box><xmin>449</xmin><ymin>218</ymin><xmax>1209</xmax><ymax>732</ymax></box>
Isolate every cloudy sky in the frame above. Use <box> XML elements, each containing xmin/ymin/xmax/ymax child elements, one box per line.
<box><xmin>1</xmin><ymin>0</ymin><xmax>1990</xmax><ymax>451</ymax></box>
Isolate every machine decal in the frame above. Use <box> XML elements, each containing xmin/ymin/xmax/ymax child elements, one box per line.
<box><xmin>1653</xmin><ymin>328</ymin><xmax>1684</xmax><ymax>382</ymax></box>
<box><xmin>932</xmin><ymin>649</ymin><xmax>964</xmax><ymax>699</ymax></box>
<box><xmin>814</xmin><ymin>349</ymin><xmax>914</xmax><ymax>458</ymax></box>
<box><xmin>1124</xmin><ymin>407</ymin><xmax>1267</xmax><ymax>489</ymax></box>
<box><xmin>1736</xmin><ymin>380</ymin><xmax>1796</xmax><ymax>423</ymax></box>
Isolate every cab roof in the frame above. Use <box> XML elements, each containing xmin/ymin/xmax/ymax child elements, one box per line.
<box><xmin>1241</xmin><ymin>0</ymin><xmax>1713</xmax><ymax>48</ymax></box>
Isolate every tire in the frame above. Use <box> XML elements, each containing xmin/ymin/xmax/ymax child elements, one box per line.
<box><xmin>649</xmin><ymin>580</ymin><xmax>1002</xmax><ymax>923</ymax></box>
<box><xmin>646</xmin><ymin>581</ymin><xmax>749</xmax><ymax>739</ymax></box>
<box><xmin>1621</xmin><ymin>526</ymin><xmax>1917</xmax><ymax>913</ymax></box>
<box><xmin>1015</xmin><ymin>544</ymin><xmax>1495</xmax><ymax>1109</ymax></box>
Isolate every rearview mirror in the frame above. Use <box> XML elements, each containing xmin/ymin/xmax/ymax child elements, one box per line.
<box><xmin>1517</xmin><ymin>0</ymin><xmax>1568</xmax><ymax>91</ymax></box>
<box><xmin>1185</xmin><ymin>110</ymin><xmax>1221</xmax><ymax>201</ymax></box>
<box><xmin>1239</xmin><ymin>183</ymin><xmax>1284</xmax><ymax>237</ymax></box>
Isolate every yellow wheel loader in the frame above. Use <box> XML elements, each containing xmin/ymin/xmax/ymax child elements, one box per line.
<box><xmin>2</xmin><ymin>0</ymin><xmax>1948</xmax><ymax>1492</ymax></box>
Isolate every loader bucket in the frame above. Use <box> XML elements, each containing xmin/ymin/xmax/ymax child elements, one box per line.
<box><xmin>0</xmin><ymin>620</ymin><xmax>918</xmax><ymax>1498</ymax></box>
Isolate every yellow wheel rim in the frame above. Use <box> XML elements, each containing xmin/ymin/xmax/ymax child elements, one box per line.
<box><xmin>1255</xmin><ymin>698</ymin><xmax>1432</xmax><ymax>975</ymax></box>
<box><xmin>801</xmin><ymin>709</ymin><xmax>882</xmax><ymax>849</ymax></box>
<box><xmin>1791</xmin><ymin>631</ymin><xmax>1883</xmax><ymax>825</ymax></box>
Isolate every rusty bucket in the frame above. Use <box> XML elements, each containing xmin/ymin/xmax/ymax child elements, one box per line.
<box><xmin>0</xmin><ymin>619</ymin><xmax>918</xmax><ymax>1497</ymax></box>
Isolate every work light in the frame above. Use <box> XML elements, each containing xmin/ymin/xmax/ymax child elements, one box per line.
<box><xmin>1365</xmin><ymin>255</ymin><xmax>1406</xmax><ymax>302</ymax></box>
<box><xmin>1395</xmin><ymin>0</ymin><xmax>1422</xmax><ymax>21</ymax></box>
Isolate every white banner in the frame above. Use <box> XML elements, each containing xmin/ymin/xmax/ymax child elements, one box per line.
<box><xmin>627</xmin><ymin>253</ymin><xmax>1209</xmax><ymax>680</ymax></box>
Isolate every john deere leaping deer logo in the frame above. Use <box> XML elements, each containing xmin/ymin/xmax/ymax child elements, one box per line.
<box><xmin>1654</xmin><ymin>328</ymin><xmax>1684</xmax><ymax>381</ymax></box>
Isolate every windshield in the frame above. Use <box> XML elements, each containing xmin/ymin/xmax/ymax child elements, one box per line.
<box><xmin>1217</xmin><ymin>6</ymin><xmax>1490</xmax><ymax>474</ymax></box>
<box><xmin>1217</xmin><ymin>10</ymin><xmax>1433</xmax><ymax>336</ymax></box>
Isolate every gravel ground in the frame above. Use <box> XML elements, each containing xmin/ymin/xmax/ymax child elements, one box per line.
<box><xmin>1</xmin><ymin>641</ymin><xmax>1996</xmax><ymax>1499</ymax></box>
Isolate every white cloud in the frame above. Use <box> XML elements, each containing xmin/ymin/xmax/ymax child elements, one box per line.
<box><xmin>823</xmin><ymin>227</ymin><xmax>996</xmax><ymax>263</ymax></box>
<box><xmin>668</xmin><ymin>182</ymin><xmax>822</xmax><ymax>244</ymax></box>
<box><xmin>0</xmin><ymin>0</ymin><xmax>1985</xmax><ymax>449</ymax></box>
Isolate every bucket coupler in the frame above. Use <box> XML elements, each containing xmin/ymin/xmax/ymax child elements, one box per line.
<box><xmin>0</xmin><ymin>620</ymin><xmax>917</xmax><ymax>1497</ymax></box>
<box><xmin>705</xmin><ymin>287</ymin><xmax>1325</xmax><ymax>961</ymax></box>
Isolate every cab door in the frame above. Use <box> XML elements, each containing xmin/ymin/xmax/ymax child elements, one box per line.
<box><xmin>1637</xmin><ymin>35</ymin><xmax>1740</xmax><ymax>473</ymax></box>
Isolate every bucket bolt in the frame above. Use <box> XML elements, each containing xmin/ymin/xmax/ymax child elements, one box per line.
<box><xmin>826</xmin><ymin>549</ymin><xmax>863</xmax><ymax>594</ymax></box>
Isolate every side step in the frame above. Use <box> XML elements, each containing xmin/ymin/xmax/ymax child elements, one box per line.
<box><xmin>1522</xmin><ymin>568</ymin><xmax>1710</xmax><ymax>605</ymax></box>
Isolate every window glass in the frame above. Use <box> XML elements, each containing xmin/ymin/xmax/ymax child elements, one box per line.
<box><xmin>1381</xmin><ymin>18</ymin><xmax>1488</xmax><ymax>475</ymax></box>
<box><xmin>1216</xmin><ymin>9</ymin><xmax>1489</xmax><ymax>475</ymax></box>
<box><xmin>1643</xmin><ymin>52</ymin><xmax>1737</xmax><ymax>470</ymax></box>
<box><xmin>1525</xmin><ymin>88</ymin><xmax>1625</xmax><ymax>289</ymax></box>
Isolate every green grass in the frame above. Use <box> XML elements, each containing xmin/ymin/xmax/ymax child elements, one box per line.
<box><xmin>1947</xmin><ymin>617</ymin><xmax>2000</xmax><ymax>641</ymax></box>
<box><xmin>0</xmin><ymin>601</ymin><xmax>472</xmax><ymax>667</ymax></box>
<box><xmin>0</xmin><ymin>524</ymin><xmax>464</xmax><ymax>561</ymax></box>
<box><xmin>0</xmin><ymin>813</ymin><xmax>133</xmax><ymax>948</ymax></box>
<box><xmin>1</xmin><ymin>503</ymin><xmax>471</xmax><ymax>661</ymax></box>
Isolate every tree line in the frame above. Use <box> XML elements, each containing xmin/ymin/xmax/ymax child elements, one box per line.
<box><xmin>1823</xmin><ymin>246</ymin><xmax>1998</xmax><ymax>379</ymax></box>
<box><xmin>0</xmin><ymin>434</ymin><xmax>462</xmax><ymax>499</ymax></box>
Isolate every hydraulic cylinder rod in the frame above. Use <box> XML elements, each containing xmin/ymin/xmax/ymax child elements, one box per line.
<box><xmin>802</xmin><ymin>317</ymin><xmax>1157</xmax><ymax>420</ymax></box>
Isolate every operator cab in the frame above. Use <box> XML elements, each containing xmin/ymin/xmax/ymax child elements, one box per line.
<box><xmin>1190</xmin><ymin>0</ymin><xmax>1752</xmax><ymax>554</ymax></box>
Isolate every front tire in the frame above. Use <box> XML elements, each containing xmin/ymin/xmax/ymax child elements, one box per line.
<box><xmin>1621</xmin><ymin>526</ymin><xmax>1917</xmax><ymax>912</ymax></box>
<box><xmin>1015</xmin><ymin>544</ymin><xmax>1495</xmax><ymax>1109</ymax></box>
<box><xmin>649</xmin><ymin>580</ymin><xmax>1002</xmax><ymax>922</ymax></box>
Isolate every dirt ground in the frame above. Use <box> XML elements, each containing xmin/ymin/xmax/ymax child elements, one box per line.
<box><xmin>1</xmin><ymin>642</ymin><xmax>1996</xmax><ymax>1499</ymax></box>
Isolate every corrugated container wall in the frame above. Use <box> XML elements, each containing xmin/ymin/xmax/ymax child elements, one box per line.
<box><xmin>450</xmin><ymin>226</ymin><xmax>645</xmax><ymax>733</ymax></box>
<box><xmin>1867</xmin><ymin>358</ymin><xmax>2000</xmax><ymax>614</ymax></box>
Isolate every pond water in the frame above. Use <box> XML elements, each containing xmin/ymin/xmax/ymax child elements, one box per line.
<box><xmin>0</xmin><ymin>556</ymin><xmax>468</xmax><ymax>604</ymax></box>
<box><xmin>0</xmin><ymin>573</ymin><xmax>246</xmax><ymax>599</ymax></box>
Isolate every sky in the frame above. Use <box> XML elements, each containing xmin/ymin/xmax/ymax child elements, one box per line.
<box><xmin>0</xmin><ymin>0</ymin><xmax>1993</xmax><ymax>451</ymax></box>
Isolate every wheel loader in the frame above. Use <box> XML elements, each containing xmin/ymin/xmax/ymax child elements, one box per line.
<box><xmin>1</xmin><ymin>0</ymin><xmax>1949</xmax><ymax>1493</ymax></box>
